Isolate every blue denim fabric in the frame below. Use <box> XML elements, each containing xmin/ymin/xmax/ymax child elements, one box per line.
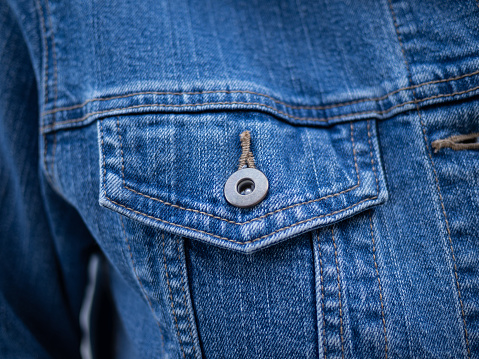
<box><xmin>1</xmin><ymin>0</ymin><xmax>479</xmax><ymax>358</ymax></box>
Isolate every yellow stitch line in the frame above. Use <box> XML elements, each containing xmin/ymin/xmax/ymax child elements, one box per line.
<box><xmin>317</xmin><ymin>231</ymin><xmax>328</xmax><ymax>359</ymax></box>
<box><xmin>41</xmin><ymin>84</ymin><xmax>479</xmax><ymax>132</ymax></box>
<box><xmin>120</xmin><ymin>122</ymin><xmax>360</xmax><ymax>224</ymax></box>
<box><xmin>369</xmin><ymin>213</ymin><xmax>388</xmax><ymax>359</ymax></box>
<box><xmin>162</xmin><ymin>237</ymin><xmax>186</xmax><ymax>359</ymax></box>
<box><xmin>120</xmin><ymin>216</ymin><xmax>165</xmax><ymax>349</ymax></box>
<box><xmin>176</xmin><ymin>237</ymin><xmax>197</xmax><ymax>357</ymax></box>
<box><xmin>331</xmin><ymin>228</ymin><xmax>345</xmax><ymax>359</ymax></box>
<box><xmin>41</xmin><ymin>69</ymin><xmax>479</xmax><ymax>116</ymax></box>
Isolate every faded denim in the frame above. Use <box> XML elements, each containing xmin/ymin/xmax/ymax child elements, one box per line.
<box><xmin>1</xmin><ymin>0</ymin><xmax>479</xmax><ymax>358</ymax></box>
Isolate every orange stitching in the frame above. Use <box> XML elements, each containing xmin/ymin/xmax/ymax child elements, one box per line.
<box><xmin>41</xmin><ymin>84</ymin><xmax>479</xmax><ymax>132</ymax></box>
<box><xmin>36</xmin><ymin>0</ymin><xmax>48</xmax><ymax>106</ymax></box>
<box><xmin>44</xmin><ymin>0</ymin><xmax>57</xmax><ymax>108</ymax></box>
<box><xmin>117</xmin><ymin>121</ymin><xmax>360</xmax><ymax>224</ymax></box>
<box><xmin>116</xmin><ymin>118</ymin><xmax>126</xmax><ymax>186</ymax></box>
<box><xmin>41</xmin><ymin>69</ymin><xmax>479</xmax><ymax>116</ymax></box>
<box><xmin>51</xmin><ymin>133</ymin><xmax>57</xmax><ymax>177</ymax></box>
<box><xmin>120</xmin><ymin>216</ymin><xmax>165</xmax><ymax>350</ymax></box>
<box><xmin>176</xmin><ymin>236</ymin><xmax>197</xmax><ymax>358</ymax></box>
<box><xmin>367</xmin><ymin>119</ymin><xmax>389</xmax><ymax>359</ymax></box>
<box><xmin>42</xmin><ymin>101</ymin><xmax>331</xmax><ymax>129</ymax></box>
<box><xmin>45</xmin><ymin>0</ymin><xmax>58</xmax><ymax>177</ymax></box>
<box><xmin>101</xmin><ymin>118</ymin><xmax>379</xmax><ymax>245</ymax></box>
<box><xmin>42</xmin><ymin>132</ymin><xmax>49</xmax><ymax>177</ymax></box>
<box><xmin>388</xmin><ymin>1</ymin><xmax>471</xmax><ymax>356</ymax></box>
<box><xmin>351</xmin><ymin>122</ymin><xmax>360</xmax><ymax>184</ymax></box>
<box><xmin>162</xmin><ymin>235</ymin><xmax>186</xmax><ymax>359</ymax></box>
<box><xmin>316</xmin><ymin>231</ymin><xmax>327</xmax><ymax>359</ymax></box>
<box><xmin>100</xmin><ymin>120</ymin><xmax>106</xmax><ymax>192</ymax></box>
<box><xmin>105</xmin><ymin>120</ymin><xmax>181</xmax><ymax>356</ymax></box>
<box><xmin>124</xmin><ymin>183</ymin><xmax>360</xmax><ymax>225</ymax></box>
<box><xmin>369</xmin><ymin>213</ymin><xmax>388</xmax><ymax>359</ymax></box>
<box><xmin>421</xmin><ymin>123</ymin><xmax>471</xmax><ymax>358</ymax></box>
<box><xmin>106</xmin><ymin>194</ymin><xmax>378</xmax><ymax>245</ymax></box>
<box><xmin>367</xmin><ymin>121</ymin><xmax>379</xmax><ymax>195</ymax></box>
<box><xmin>36</xmin><ymin>0</ymin><xmax>52</xmax><ymax>182</ymax></box>
<box><xmin>45</xmin><ymin>0</ymin><xmax>58</xmax><ymax>179</ymax></box>
<box><xmin>331</xmin><ymin>228</ymin><xmax>345</xmax><ymax>359</ymax></box>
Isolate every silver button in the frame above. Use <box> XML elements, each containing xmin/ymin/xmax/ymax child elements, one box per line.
<box><xmin>224</xmin><ymin>168</ymin><xmax>269</xmax><ymax>208</ymax></box>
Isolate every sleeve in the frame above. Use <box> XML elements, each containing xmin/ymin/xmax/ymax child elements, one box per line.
<box><xmin>0</xmin><ymin>1</ymin><xmax>100</xmax><ymax>357</ymax></box>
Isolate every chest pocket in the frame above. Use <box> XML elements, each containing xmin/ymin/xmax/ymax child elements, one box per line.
<box><xmin>98</xmin><ymin>110</ymin><xmax>387</xmax><ymax>253</ymax></box>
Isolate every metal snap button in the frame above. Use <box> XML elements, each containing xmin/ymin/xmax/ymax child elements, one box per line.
<box><xmin>224</xmin><ymin>168</ymin><xmax>269</xmax><ymax>208</ymax></box>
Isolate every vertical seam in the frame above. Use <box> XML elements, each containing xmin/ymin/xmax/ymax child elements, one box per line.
<box><xmin>175</xmin><ymin>236</ymin><xmax>197</xmax><ymax>358</ymax></box>
<box><xmin>36</xmin><ymin>0</ymin><xmax>48</xmax><ymax>105</ymax></box>
<box><xmin>350</xmin><ymin>121</ymin><xmax>360</xmax><ymax>184</ymax></box>
<box><xmin>367</xmin><ymin>120</ymin><xmax>379</xmax><ymax>195</ymax></box>
<box><xmin>420</xmin><ymin>125</ymin><xmax>471</xmax><ymax>358</ymax></box>
<box><xmin>367</xmin><ymin>119</ymin><xmax>387</xmax><ymax>356</ymax></box>
<box><xmin>116</xmin><ymin>118</ymin><xmax>126</xmax><ymax>186</ymax></box>
<box><xmin>331</xmin><ymin>227</ymin><xmax>345</xmax><ymax>359</ymax></box>
<box><xmin>162</xmin><ymin>234</ymin><xmax>187</xmax><ymax>359</ymax></box>
<box><xmin>35</xmin><ymin>0</ymin><xmax>51</xmax><ymax>182</ymax></box>
<box><xmin>316</xmin><ymin>230</ymin><xmax>328</xmax><ymax>359</ymax></box>
<box><xmin>44</xmin><ymin>0</ymin><xmax>58</xmax><ymax>180</ymax></box>
<box><xmin>369</xmin><ymin>213</ymin><xmax>389</xmax><ymax>358</ymax></box>
<box><xmin>388</xmin><ymin>0</ymin><xmax>471</xmax><ymax>358</ymax></box>
<box><xmin>103</xmin><ymin>121</ymin><xmax>166</xmax><ymax>356</ymax></box>
<box><xmin>387</xmin><ymin>1</ymin><xmax>471</xmax><ymax>357</ymax></box>
<box><xmin>119</xmin><ymin>216</ymin><xmax>165</xmax><ymax>353</ymax></box>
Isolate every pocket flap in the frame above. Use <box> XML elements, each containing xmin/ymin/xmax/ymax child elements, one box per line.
<box><xmin>99</xmin><ymin>112</ymin><xmax>387</xmax><ymax>253</ymax></box>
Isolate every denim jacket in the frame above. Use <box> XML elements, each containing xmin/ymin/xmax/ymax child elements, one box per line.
<box><xmin>1</xmin><ymin>0</ymin><xmax>479</xmax><ymax>358</ymax></box>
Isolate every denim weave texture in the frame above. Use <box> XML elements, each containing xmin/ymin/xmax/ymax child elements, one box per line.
<box><xmin>1</xmin><ymin>0</ymin><xmax>479</xmax><ymax>358</ymax></box>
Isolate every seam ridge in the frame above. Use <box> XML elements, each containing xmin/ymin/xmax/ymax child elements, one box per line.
<box><xmin>42</xmin><ymin>84</ymin><xmax>479</xmax><ymax>132</ymax></box>
<box><xmin>42</xmin><ymin>69</ymin><xmax>479</xmax><ymax>116</ymax></box>
<box><xmin>119</xmin><ymin>216</ymin><xmax>165</xmax><ymax>350</ymax></box>
<box><xmin>162</xmin><ymin>235</ymin><xmax>187</xmax><ymax>359</ymax></box>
